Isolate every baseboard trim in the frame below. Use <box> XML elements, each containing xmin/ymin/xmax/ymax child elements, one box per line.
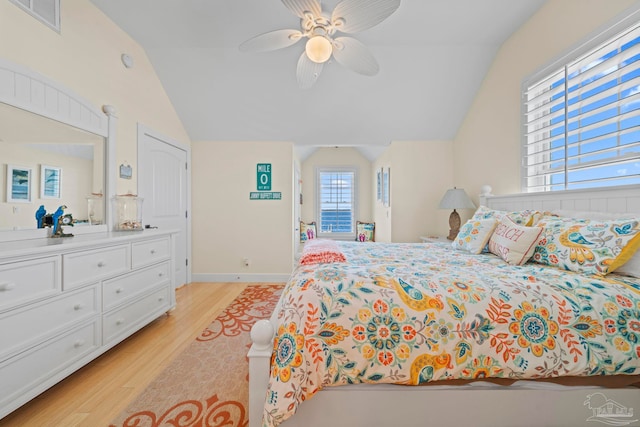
<box><xmin>191</xmin><ymin>273</ymin><xmax>290</xmax><ymax>283</ymax></box>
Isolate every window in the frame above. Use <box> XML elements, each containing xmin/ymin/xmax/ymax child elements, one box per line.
<box><xmin>523</xmin><ymin>20</ymin><xmax>639</xmax><ymax>192</ymax></box>
<box><xmin>316</xmin><ymin>168</ymin><xmax>356</xmax><ymax>239</ymax></box>
<box><xmin>10</xmin><ymin>0</ymin><xmax>60</xmax><ymax>32</ymax></box>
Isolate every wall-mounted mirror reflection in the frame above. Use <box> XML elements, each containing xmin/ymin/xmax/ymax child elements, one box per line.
<box><xmin>0</xmin><ymin>102</ymin><xmax>105</xmax><ymax>231</ymax></box>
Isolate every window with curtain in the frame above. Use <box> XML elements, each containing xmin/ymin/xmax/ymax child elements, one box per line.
<box><xmin>316</xmin><ymin>168</ymin><xmax>356</xmax><ymax>239</ymax></box>
<box><xmin>523</xmin><ymin>21</ymin><xmax>639</xmax><ymax>192</ymax></box>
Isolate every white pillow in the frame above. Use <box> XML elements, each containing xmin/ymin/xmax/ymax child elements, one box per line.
<box><xmin>452</xmin><ymin>218</ymin><xmax>498</xmax><ymax>254</ymax></box>
<box><xmin>488</xmin><ymin>217</ymin><xmax>543</xmax><ymax>266</ymax></box>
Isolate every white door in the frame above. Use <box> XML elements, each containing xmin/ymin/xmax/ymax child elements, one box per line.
<box><xmin>294</xmin><ymin>167</ymin><xmax>301</xmax><ymax>265</ymax></box>
<box><xmin>138</xmin><ymin>125</ymin><xmax>189</xmax><ymax>287</ymax></box>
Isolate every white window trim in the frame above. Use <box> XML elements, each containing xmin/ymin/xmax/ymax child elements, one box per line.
<box><xmin>10</xmin><ymin>0</ymin><xmax>61</xmax><ymax>33</ymax></box>
<box><xmin>315</xmin><ymin>166</ymin><xmax>358</xmax><ymax>241</ymax></box>
<box><xmin>521</xmin><ymin>5</ymin><xmax>640</xmax><ymax>192</ymax></box>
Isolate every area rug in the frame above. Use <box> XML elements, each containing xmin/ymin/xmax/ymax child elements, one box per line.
<box><xmin>109</xmin><ymin>284</ymin><xmax>283</xmax><ymax>427</ymax></box>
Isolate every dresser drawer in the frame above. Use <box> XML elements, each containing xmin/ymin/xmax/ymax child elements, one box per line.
<box><xmin>0</xmin><ymin>320</ymin><xmax>100</xmax><ymax>413</ymax></box>
<box><xmin>0</xmin><ymin>256</ymin><xmax>60</xmax><ymax>310</ymax></box>
<box><xmin>0</xmin><ymin>285</ymin><xmax>99</xmax><ymax>361</ymax></box>
<box><xmin>103</xmin><ymin>285</ymin><xmax>170</xmax><ymax>345</ymax></box>
<box><xmin>63</xmin><ymin>245</ymin><xmax>130</xmax><ymax>290</ymax></box>
<box><xmin>103</xmin><ymin>261</ymin><xmax>170</xmax><ymax>311</ymax></box>
<box><xmin>132</xmin><ymin>237</ymin><xmax>171</xmax><ymax>269</ymax></box>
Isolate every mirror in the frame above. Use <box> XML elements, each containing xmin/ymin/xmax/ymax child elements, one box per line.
<box><xmin>0</xmin><ymin>102</ymin><xmax>105</xmax><ymax>232</ymax></box>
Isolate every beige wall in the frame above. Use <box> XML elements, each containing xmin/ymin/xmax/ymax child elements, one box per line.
<box><xmin>0</xmin><ymin>142</ymin><xmax>93</xmax><ymax>229</ymax></box>
<box><xmin>4</xmin><ymin>0</ymin><xmax>637</xmax><ymax>277</ymax></box>
<box><xmin>0</xmin><ymin>0</ymin><xmax>191</xmax><ymax>195</ymax></box>
<box><xmin>374</xmin><ymin>141</ymin><xmax>455</xmax><ymax>242</ymax></box>
<box><xmin>191</xmin><ymin>141</ymin><xmax>294</xmax><ymax>277</ymax></box>
<box><xmin>300</xmin><ymin>147</ymin><xmax>373</xmax><ymax>233</ymax></box>
<box><xmin>454</xmin><ymin>0</ymin><xmax>638</xmax><ymax>210</ymax></box>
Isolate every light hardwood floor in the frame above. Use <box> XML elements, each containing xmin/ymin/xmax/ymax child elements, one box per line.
<box><xmin>0</xmin><ymin>282</ymin><xmax>257</xmax><ymax>427</ymax></box>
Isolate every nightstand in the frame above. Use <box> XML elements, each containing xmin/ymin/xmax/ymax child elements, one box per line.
<box><xmin>420</xmin><ymin>236</ymin><xmax>450</xmax><ymax>243</ymax></box>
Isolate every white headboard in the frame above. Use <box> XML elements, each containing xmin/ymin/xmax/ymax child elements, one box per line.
<box><xmin>480</xmin><ymin>184</ymin><xmax>640</xmax><ymax>215</ymax></box>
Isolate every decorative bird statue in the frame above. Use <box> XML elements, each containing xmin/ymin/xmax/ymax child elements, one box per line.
<box><xmin>52</xmin><ymin>205</ymin><xmax>66</xmax><ymax>235</ymax></box>
<box><xmin>51</xmin><ymin>205</ymin><xmax>73</xmax><ymax>238</ymax></box>
<box><xmin>35</xmin><ymin>205</ymin><xmax>46</xmax><ymax>229</ymax></box>
<box><xmin>558</xmin><ymin>225</ymin><xmax>595</xmax><ymax>265</ymax></box>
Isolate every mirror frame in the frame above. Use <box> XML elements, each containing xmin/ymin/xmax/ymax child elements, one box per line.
<box><xmin>0</xmin><ymin>57</ymin><xmax>116</xmax><ymax>242</ymax></box>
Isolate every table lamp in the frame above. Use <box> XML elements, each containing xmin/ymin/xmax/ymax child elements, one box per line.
<box><xmin>439</xmin><ymin>187</ymin><xmax>476</xmax><ymax>240</ymax></box>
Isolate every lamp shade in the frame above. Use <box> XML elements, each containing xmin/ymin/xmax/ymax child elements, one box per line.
<box><xmin>439</xmin><ymin>188</ymin><xmax>476</xmax><ymax>210</ymax></box>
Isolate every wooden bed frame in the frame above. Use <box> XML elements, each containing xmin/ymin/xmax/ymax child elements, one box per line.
<box><xmin>249</xmin><ymin>184</ymin><xmax>640</xmax><ymax>427</ymax></box>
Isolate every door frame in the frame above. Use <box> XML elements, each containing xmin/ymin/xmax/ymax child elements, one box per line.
<box><xmin>137</xmin><ymin>123</ymin><xmax>192</xmax><ymax>286</ymax></box>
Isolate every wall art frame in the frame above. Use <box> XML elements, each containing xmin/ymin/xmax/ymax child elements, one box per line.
<box><xmin>383</xmin><ymin>167</ymin><xmax>390</xmax><ymax>207</ymax></box>
<box><xmin>40</xmin><ymin>164</ymin><xmax>61</xmax><ymax>199</ymax></box>
<box><xmin>6</xmin><ymin>164</ymin><xmax>32</xmax><ymax>203</ymax></box>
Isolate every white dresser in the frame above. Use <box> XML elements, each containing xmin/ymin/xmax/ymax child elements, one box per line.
<box><xmin>0</xmin><ymin>229</ymin><xmax>176</xmax><ymax>419</ymax></box>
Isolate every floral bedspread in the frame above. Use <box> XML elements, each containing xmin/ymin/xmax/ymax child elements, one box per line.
<box><xmin>262</xmin><ymin>241</ymin><xmax>640</xmax><ymax>427</ymax></box>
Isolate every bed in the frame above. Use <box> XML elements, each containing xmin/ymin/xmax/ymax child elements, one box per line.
<box><xmin>249</xmin><ymin>185</ymin><xmax>640</xmax><ymax>427</ymax></box>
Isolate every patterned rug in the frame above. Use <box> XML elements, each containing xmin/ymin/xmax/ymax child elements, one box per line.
<box><xmin>109</xmin><ymin>284</ymin><xmax>283</xmax><ymax>427</ymax></box>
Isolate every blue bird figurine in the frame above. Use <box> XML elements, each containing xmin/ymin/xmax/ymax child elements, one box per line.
<box><xmin>52</xmin><ymin>205</ymin><xmax>67</xmax><ymax>235</ymax></box>
<box><xmin>35</xmin><ymin>205</ymin><xmax>46</xmax><ymax>229</ymax></box>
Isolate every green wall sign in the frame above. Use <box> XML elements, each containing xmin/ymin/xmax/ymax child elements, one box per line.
<box><xmin>257</xmin><ymin>163</ymin><xmax>271</xmax><ymax>191</ymax></box>
<box><xmin>250</xmin><ymin>192</ymin><xmax>281</xmax><ymax>200</ymax></box>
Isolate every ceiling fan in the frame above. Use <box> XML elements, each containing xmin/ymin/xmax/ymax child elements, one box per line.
<box><xmin>239</xmin><ymin>0</ymin><xmax>401</xmax><ymax>89</ymax></box>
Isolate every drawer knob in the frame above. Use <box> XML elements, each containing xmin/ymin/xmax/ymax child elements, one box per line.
<box><xmin>97</xmin><ymin>261</ymin><xmax>106</xmax><ymax>268</ymax></box>
<box><xmin>74</xmin><ymin>303</ymin><xmax>84</xmax><ymax>311</ymax></box>
<box><xmin>158</xmin><ymin>296</ymin><xmax>164</xmax><ymax>302</ymax></box>
<box><xmin>0</xmin><ymin>282</ymin><xmax>15</xmax><ymax>291</ymax></box>
<box><xmin>116</xmin><ymin>287</ymin><xmax>124</xmax><ymax>294</ymax></box>
<box><xmin>158</xmin><ymin>272</ymin><xmax>164</xmax><ymax>277</ymax></box>
<box><xmin>74</xmin><ymin>339</ymin><xmax>85</xmax><ymax>348</ymax></box>
<box><xmin>116</xmin><ymin>318</ymin><xmax>125</xmax><ymax>325</ymax></box>
<box><xmin>150</xmin><ymin>249</ymin><xmax>156</xmax><ymax>254</ymax></box>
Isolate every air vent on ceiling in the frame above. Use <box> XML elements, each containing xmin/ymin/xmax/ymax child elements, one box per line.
<box><xmin>10</xmin><ymin>0</ymin><xmax>60</xmax><ymax>32</ymax></box>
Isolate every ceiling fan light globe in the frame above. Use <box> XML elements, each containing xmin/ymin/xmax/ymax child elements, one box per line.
<box><xmin>305</xmin><ymin>36</ymin><xmax>332</xmax><ymax>63</ymax></box>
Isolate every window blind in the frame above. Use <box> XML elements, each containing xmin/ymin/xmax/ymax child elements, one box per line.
<box><xmin>317</xmin><ymin>169</ymin><xmax>355</xmax><ymax>236</ymax></box>
<box><xmin>523</xmin><ymin>23</ymin><xmax>640</xmax><ymax>192</ymax></box>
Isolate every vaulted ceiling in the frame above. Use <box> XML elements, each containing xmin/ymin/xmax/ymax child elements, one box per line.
<box><xmin>89</xmin><ymin>0</ymin><xmax>546</xmax><ymax>159</ymax></box>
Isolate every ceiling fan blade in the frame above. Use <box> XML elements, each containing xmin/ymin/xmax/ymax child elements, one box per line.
<box><xmin>296</xmin><ymin>52</ymin><xmax>324</xmax><ymax>89</ymax></box>
<box><xmin>239</xmin><ymin>29</ymin><xmax>303</xmax><ymax>53</ymax></box>
<box><xmin>281</xmin><ymin>0</ymin><xmax>322</xmax><ymax>19</ymax></box>
<box><xmin>332</xmin><ymin>0</ymin><xmax>401</xmax><ymax>34</ymax></box>
<box><xmin>332</xmin><ymin>37</ymin><xmax>379</xmax><ymax>76</ymax></box>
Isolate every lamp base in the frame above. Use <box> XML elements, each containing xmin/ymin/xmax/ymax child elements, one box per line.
<box><xmin>447</xmin><ymin>209</ymin><xmax>461</xmax><ymax>240</ymax></box>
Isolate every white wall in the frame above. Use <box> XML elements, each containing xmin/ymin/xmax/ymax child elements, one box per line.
<box><xmin>454</xmin><ymin>0</ymin><xmax>638</xmax><ymax>211</ymax></box>
<box><xmin>191</xmin><ymin>141</ymin><xmax>294</xmax><ymax>280</ymax></box>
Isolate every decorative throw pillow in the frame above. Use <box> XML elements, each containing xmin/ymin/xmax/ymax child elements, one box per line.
<box><xmin>356</xmin><ymin>221</ymin><xmax>375</xmax><ymax>242</ymax></box>
<box><xmin>548</xmin><ymin>210</ymin><xmax>640</xmax><ymax>278</ymax></box>
<box><xmin>616</xmin><ymin>254</ymin><xmax>640</xmax><ymax>278</ymax></box>
<box><xmin>532</xmin><ymin>217</ymin><xmax>640</xmax><ymax>276</ymax></box>
<box><xmin>300</xmin><ymin>221</ymin><xmax>317</xmax><ymax>242</ymax></box>
<box><xmin>471</xmin><ymin>205</ymin><xmax>543</xmax><ymax>227</ymax></box>
<box><xmin>488</xmin><ymin>217</ymin><xmax>543</xmax><ymax>266</ymax></box>
<box><xmin>452</xmin><ymin>218</ymin><xmax>498</xmax><ymax>254</ymax></box>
